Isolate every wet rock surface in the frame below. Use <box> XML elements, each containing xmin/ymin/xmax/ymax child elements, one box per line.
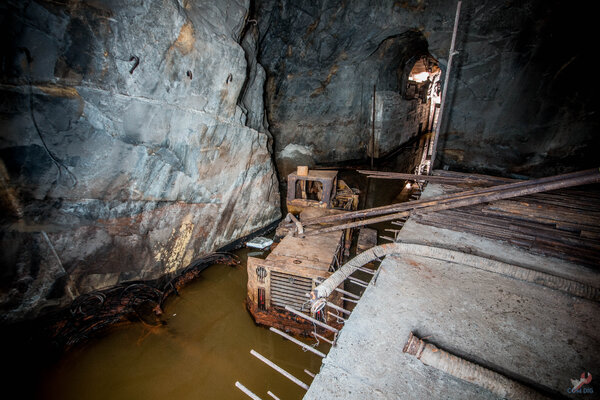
<box><xmin>256</xmin><ymin>0</ymin><xmax>597</xmax><ymax>177</ymax></box>
<box><xmin>0</xmin><ymin>0</ymin><xmax>280</xmax><ymax>322</ymax></box>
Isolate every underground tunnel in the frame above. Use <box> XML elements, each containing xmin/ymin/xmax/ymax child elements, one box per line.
<box><xmin>0</xmin><ymin>0</ymin><xmax>598</xmax><ymax>399</ymax></box>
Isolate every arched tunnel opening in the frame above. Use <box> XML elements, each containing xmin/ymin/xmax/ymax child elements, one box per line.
<box><xmin>0</xmin><ymin>1</ymin><xmax>597</xmax><ymax>400</ymax></box>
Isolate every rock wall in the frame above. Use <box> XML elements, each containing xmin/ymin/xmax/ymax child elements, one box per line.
<box><xmin>256</xmin><ymin>0</ymin><xmax>597</xmax><ymax>177</ymax></box>
<box><xmin>0</xmin><ymin>0</ymin><xmax>281</xmax><ymax>323</ymax></box>
<box><xmin>371</xmin><ymin>90</ymin><xmax>430</xmax><ymax>159</ymax></box>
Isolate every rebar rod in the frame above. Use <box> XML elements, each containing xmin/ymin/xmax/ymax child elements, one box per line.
<box><xmin>348</xmin><ymin>277</ymin><xmax>369</xmax><ymax>287</ymax></box>
<box><xmin>235</xmin><ymin>381</ymin><xmax>264</xmax><ymax>400</ymax></box>
<box><xmin>250</xmin><ymin>350</ymin><xmax>309</xmax><ymax>390</ymax></box>
<box><xmin>327</xmin><ymin>310</ymin><xmax>347</xmax><ymax>322</ymax></box>
<box><xmin>284</xmin><ymin>306</ymin><xmax>339</xmax><ymax>333</ymax></box>
<box><xmin>356</xmin><ymin>266</ymin><xmax>376</xmax><ymax>275</ymax></box>
<box><xmin>269</xmin><ymin>327</ymin><xmax>326</xmax><ymax>358</ymax></box>
<box><xmin>326</xmin><ymin>301</ymin><xmax>352</xmax><ymax>315</ymax></box>
<box><xmin>304</xmin><ymin>369</ymin><xmax>316</xmax><ymax>378</ymax></box>
<box><xmin>341</xmin><ymin>297</ymin><xmax>359</xmax><ymax>303</ymax></box>
<box><xmin>267</xmin><ymin>391</ymin><xmax>281</xmax><ymax>400</ymax></box>
<box><xmin>333</xmin><ymin>287</ymin><xmax>360</xmax><ymax>299</ymax></box>
<box><xmin>312</xmin><ymin>331</ymin><xmax>334</xmax><ymax>345</ymax></box>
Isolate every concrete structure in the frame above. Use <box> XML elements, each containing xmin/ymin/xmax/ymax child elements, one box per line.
<box><xmin>305</xmin><ymin>183</ymin><xmax>599</xmax><ymax>399</ymax></box>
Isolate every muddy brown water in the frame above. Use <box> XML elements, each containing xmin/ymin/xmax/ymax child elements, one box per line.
<box><xmin>25</xmin><ymin>172</ymin><xmax>407</xmax><ymax>400</ymax></box>
<box><xmin>35</xmin><ymin>246</ymin><xmax>328</xmax><ymax>400</ymax></box>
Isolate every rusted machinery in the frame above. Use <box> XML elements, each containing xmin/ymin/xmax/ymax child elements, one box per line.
<box><xmin>286</xmin><ymin>168</ymin><xmax>359</xmax><ymax>214</ymax></box>
<box><xmin>246</xmin><ymin>167</ymin><xmax>359</xmax><ymax>335</ymax></box>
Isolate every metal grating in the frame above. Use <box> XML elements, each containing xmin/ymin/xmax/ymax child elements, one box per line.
<box><xmin>270</xmin><ymin>271</ymin><xmax>313</xmax><ymax>309</ymax></box>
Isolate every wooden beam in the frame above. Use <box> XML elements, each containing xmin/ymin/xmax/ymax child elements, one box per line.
<box><xmin>304</xmin><ymin>169</ymin><xmax>600</xmax><ymax>236</ymax></box>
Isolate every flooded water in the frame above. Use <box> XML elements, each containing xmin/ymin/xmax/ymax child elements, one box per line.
<box><xmin>22</xmin><ymin>170</ymin><xmax>408</xmax><ymax>400</ymax></box>
<box><xmin>36</xmin><ymin>246</ymin><xmax>328</xmax><ymax>400</ymax></box>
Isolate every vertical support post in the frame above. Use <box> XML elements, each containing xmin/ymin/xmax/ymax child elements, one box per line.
<box><xmin>429</xmin><ymin>1</ymin><xmax>462</xmax><ymax>172</ymax></box>
<box><xmin>371</xmin><ymin>84</ymin><xmax>376</xmax><ymax>169</ymax></box>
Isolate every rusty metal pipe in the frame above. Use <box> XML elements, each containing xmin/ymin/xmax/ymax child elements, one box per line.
<box><xmin>305</xmin><ymin>169</ymin><xmax>600</xmax><ymax>236</ymax></box>
<box><xmin>285</xmin><ymin>212</ymin><xmax>304</xmax><ymax>235</ymax></box>
<box><xmin>403</xmin><ymin>332</ymin><xmax>548</xmax><ymax>399</ymax></box>
<box><xmin>293</xmin><ymin>168</ymin><xmax>599</xmax><ymax>229</ymax></box>
<box><xmin>359</xmin><ymin>170</ymin><xmax>493</xmax><ymax>185</ymax></box>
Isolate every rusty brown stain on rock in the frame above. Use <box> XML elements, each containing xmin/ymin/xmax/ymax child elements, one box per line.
<box><xmin>443</xmin><ymin>148</ymin><xmax>465</xmax><ymax>162</ymax></box>
<box><xmin>174</xmin><ymin>21</ymin><xmax>195</xmax><ymax>54</ymax></box>
<box><xmin>97</xmin><ymin>202</ymin><xmax>208</xmax><ymax>236</ymax></box>
<box><xmin>393</xmin><ymin>0</ymin><xmax>426</xmax><ymax>12</ymax></box>
<box><xmin>310</xmin><ymin>64</ymin><xmax>339</xmax><ymax>97</ymax></box>
<box><xmin>36</xmin><ymin>84</ymin><xmax>80</xmax><ymax>99</ymax></box>
<box><xmin>305</xmin><ymin>17</ymin><xmax>320</xmax><ymax>37</ymax></box>
<box><xmin>220</xmin><ymin>87</ymin><xmax>229</xmax><ymax>102</ymax></box>
<box><xmin>0</xmin><ymin>159</ymin><xmax>23</xmax><ymax>219</ymax></box>
<box><xmin>36</xmin><ymin>84</ymin><xmax>84</xmax><ymax>115</ymax></box>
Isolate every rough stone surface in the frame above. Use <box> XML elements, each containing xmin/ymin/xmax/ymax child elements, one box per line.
<box><xmin>0</xmin><ymin>0</ymin><xmax>281</xmax><ymax>322</ymax></box>
<box><xmin>256</xmin><ymin>0</ymin><xmax>597</xmax><ymax>177</ymax></box>
<box><xmin>305</xmin><ymin>185</ymin><xmax>600</xmax><ymax>399</ymax></box>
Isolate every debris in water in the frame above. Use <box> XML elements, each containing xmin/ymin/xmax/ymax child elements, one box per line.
<box><xmin>246</xmin><ymin>236</ymin><xmax>273</xmax><ymax>250</ymax></box>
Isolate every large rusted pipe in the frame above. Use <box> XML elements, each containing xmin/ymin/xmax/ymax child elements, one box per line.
<box><xmin>403</xmin><ymin>332</ymin><xmax>548</xmax><ymax>399</ymax></box>
<box><xmin>310</xmin><ymin>243</ymin><xmax>599</xmax><ymax>302</ymax></box>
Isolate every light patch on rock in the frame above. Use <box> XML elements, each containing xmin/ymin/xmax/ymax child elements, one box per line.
<box><xmin>279</xmin><ymin>143</ymin><xmax>314</xmax><ymax>159</ymax></box>
<box><xmin>154</xmin><ymin>214</ymin><xmax>196</xmax><ymax>273</ymax></box>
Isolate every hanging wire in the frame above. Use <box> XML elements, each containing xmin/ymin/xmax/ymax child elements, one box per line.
<box><xmin>19</xmin><ymin>47</ymin><xmax>78</xmax><ymax>188</ymax></box>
